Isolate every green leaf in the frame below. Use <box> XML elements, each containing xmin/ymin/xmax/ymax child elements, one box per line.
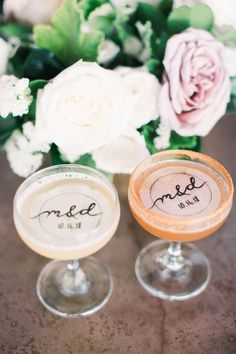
<box><xmin>50</xmin><ymin>144</ymin><xmax>66</xmax><ymax>165</ymax></box>
<box><xmin>227</xmin><ymin>96</ymin><xmax>236</xmax><ymax>114</ymax></box>
<box><xmin>114</xmin><ymin>13</ymin><xmax>132</xmax><ymax>42</ymax></box>
<box><xmin>190</xmin><ymin>4</ymin><xmax>214</xmax><ymax>32</ymax></box>
<box><xmin>139</xmin><ymin>119</ymin><xmax>160</xmax><ymax>154</ymax></box>
<box><xmin>34</xmin><ymin>0</ymin><xmax>104</xmax><ymax>66</ymax></box>
<box><xmin>89</xmin><ymin>15</ymin><xmax>114</xmax><ymax>36</ymax></box>
<box><xmin>0</xmin><ymin>23</ymin><xmax>32</xmax><ymax>41</ymax></box>
<box><xmin>9</xmin><ymin>45</ymin><xmax>31</xmax><ymax>78</ymax></box>
<box><xmin>51</xmin><ymin>144</ymin><xmax>96</xmax><ymax>169</ymax></box>
<box><xmin>167</xmin><ymin>6</ymin><xmax>191</xmax><ymax>33</ymax></box>
<box><xmin>29</xmin><ymin>80</ymin><xmax>48</xmax><ymax>96</ymax></box>
<box><xmin>135</xmin><ymin>2</ymin><xmax>168</xmax><ymax>35</ymax></box>
<box><xmin>76</xmin><ymin>154</ymin><xmax>96</xmax><ymax>168</ymax></box>
<box><xmin>23</xmin><ymin>48</ymin><xmax>65</xmax><ymax>80</ymax></box>
<box><xmin>0</xmin><ymin>117</ymin><xmax>21</xmax><ymax>150</ymax></box>
<box><xmin>145</xmin><ymin>58</ymin><xmax>159</xmax><ymax>75</ymax></box>
<box><xmin>167</xmin><ymin>4</ymin><xmax>214</xmax><ymax>34</ymax></box>
<box><xmin>169</xmin><ymin>132</ymin><xmax>199</xmax><ymax>150</ymax></box>
<box><xmin>159</xmin><ymin>0</ymin><xmax>173</xmax><ymax>17</ymax></box>
<box><xmin>28</xmin><ymin>80</ymin><xmax>48</xmax><ymax>119</ymax></box>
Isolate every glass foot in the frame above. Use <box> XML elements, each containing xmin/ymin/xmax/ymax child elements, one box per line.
<box><xmin>135</xmin><ymin>240</ymin><xmax>211</xmax><ymax>301</ymax></box>
<box><xmin>36</xmin><ymin>256</ymin><xmax>112</xmax><ymax>317</ymax></box>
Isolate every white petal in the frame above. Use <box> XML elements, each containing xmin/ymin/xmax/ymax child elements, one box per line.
<box><xmin>36</xmin><ymin>61</ymin><xmax>132</xmax><ymax>156</ymax></box>
<box><xmin>0</xmin><ymin>75</ymin><xmax>32</xmax><ymax>118</ymax></box>
<box><xmin>92</xmin><ymin>129</ymin><xmax>150</xmax><ymax>174</ymax></box>
<box><xmin>116</xmin><ymin>66</ymin><xmax>161</xmax><ymax>128</ymax></box>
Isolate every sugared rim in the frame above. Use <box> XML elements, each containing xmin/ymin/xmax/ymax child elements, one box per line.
<box><xmin>128</xmin><ymin>150</ymin><xmax>234</xmax><ymax>230</ymax></box>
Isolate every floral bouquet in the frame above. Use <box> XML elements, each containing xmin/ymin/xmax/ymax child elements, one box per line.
<box><xmin>0</xmin><ymin>0</ymin><xmax>235</xmax><ymax>177</ymax></box>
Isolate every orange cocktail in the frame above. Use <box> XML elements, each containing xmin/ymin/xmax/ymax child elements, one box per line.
<box><xmin>128</xmin><ymin>150</ymin><xmax>233</xmax><ymax>300</ymax></box>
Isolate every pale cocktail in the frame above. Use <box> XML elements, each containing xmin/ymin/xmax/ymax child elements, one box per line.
<box><xmin>14</xmin><ymin>165</ymin><xmax>120</xmax><ymax>316</ymax></box>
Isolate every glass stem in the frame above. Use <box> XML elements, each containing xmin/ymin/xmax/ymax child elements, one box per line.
<box><xmin>166</xmin><ymin>242</ymin><xmax>184</xmax><ymax>270</ymax></box>
<box><xmin>67</xmin><ymin>260</ymin><xmax>80</xmax><ymax>276</ymax></box>
<box><xmin>65</xmin><ymin>260</ymin><xmax>90</xmax><ymax>294</ymax></box>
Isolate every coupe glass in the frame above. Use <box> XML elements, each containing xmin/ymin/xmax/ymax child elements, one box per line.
<box><xmin>14</xmin><ymin>164</ymin><xmax>120</xmax><ymax>317</ymax></box>
<box><xmin>128</xmin><ymin>150</ymin><xmax>234</xmax><ymax>300</ymax></box>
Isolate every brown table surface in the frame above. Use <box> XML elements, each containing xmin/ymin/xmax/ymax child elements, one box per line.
<box><xmin>0</xmin><ymin>117</ymin><xmax>236</xmax><ymax>354</ymax></box>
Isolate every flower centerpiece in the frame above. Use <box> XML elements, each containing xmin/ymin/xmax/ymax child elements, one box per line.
<box><xmin>0</xmin><ymin>0</ymin><xmax>235</xmax><ymax>177</ymax></box>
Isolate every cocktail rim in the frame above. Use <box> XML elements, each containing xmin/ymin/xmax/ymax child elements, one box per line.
<box><xmin>13</xmin><ymin>164</ymin><xmax>119</xmax><ymax>251</ymax></box>
<box><xmin>128</xmin><ymin>149</ymin><xmax>234</xmax><ymax>230</ymax></box>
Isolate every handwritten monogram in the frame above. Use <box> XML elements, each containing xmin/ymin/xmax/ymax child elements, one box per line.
<box><xmin>150</xmin><ymin>176</ymin><xmax>206</xmax><ymax>209</ymax></box>
<box><xmin>31</xmin><ymin>202</ymin><xmax>102</xmax><ymax>219</ymax></box>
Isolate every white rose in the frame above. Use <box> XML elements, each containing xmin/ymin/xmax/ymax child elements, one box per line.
<box><xmin>3</xmin><ymin>0</ymin><xmax>62</xmax><ymax>26</ymax></box>
<box><xmin>36</xmin><ymin>61</ymin><xmax>132</xmax><ymax>157</ymax></box>
<box><xmin>98</xmin><ymin>40</ymin><xmax>120</xmax><ymax>64</ymax></box>
<box><xmin>116</xmin><ymin>66</ymin><xmax>161</xmax><ymax>128</ymax></box>
<box><xmin>4</xmin><ymin>122</ymin><xmax>50</xmax><ymax>177</ymax></box>
<box><xmin>92</xmin><ymin>129</ymin><xmax>149</xmax><ymax>174</ymax></box>
<box><xmin>0</xmin><ymin>75</ymin><xmax>32</xmax><ymax>118</ymax></box>
<box><xmin>0</xmin><ymin>38</ymin><xmax>11</xmax><ymax>76</ymax></box>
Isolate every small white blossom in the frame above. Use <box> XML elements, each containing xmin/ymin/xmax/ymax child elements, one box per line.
<box><xmin>98</xmin><ymin>40</ymin><xmax>120</xmax><ymax>64</ymax></box>
<box><xmin>22</xmin><ymin>121</ymin><xmax>50</xmax><ymax>153</ymax></box>
<box><xmin>154</xmin><ymin>119</ymin><xmax>171</xmax><ymax>150</ymax></box>
<box><xmin>92</xmin><ymin>129</ymin><xmax>149</xmax><ymax>174</ymax></box>
<box><xmin>4</xmin><ymin>122</ymin><xmax>50</xmax><ymax>177</ymax></box>
<box><xmin>0</xmin><ymin>75</ymin><xmax>32</xmax><ymax>118</ymax></box>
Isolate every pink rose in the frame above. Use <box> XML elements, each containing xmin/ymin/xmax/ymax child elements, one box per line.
<box><xmin>159</xmin><ymin>28</ymin><xmax>231</xmax><ymax>137</ymax></box>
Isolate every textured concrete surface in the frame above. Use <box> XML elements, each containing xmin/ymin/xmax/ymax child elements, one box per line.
<box><xmin>0</xmin><ymin>116</ymin><xmax>236</xmax><ymax>354</ymax></box>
